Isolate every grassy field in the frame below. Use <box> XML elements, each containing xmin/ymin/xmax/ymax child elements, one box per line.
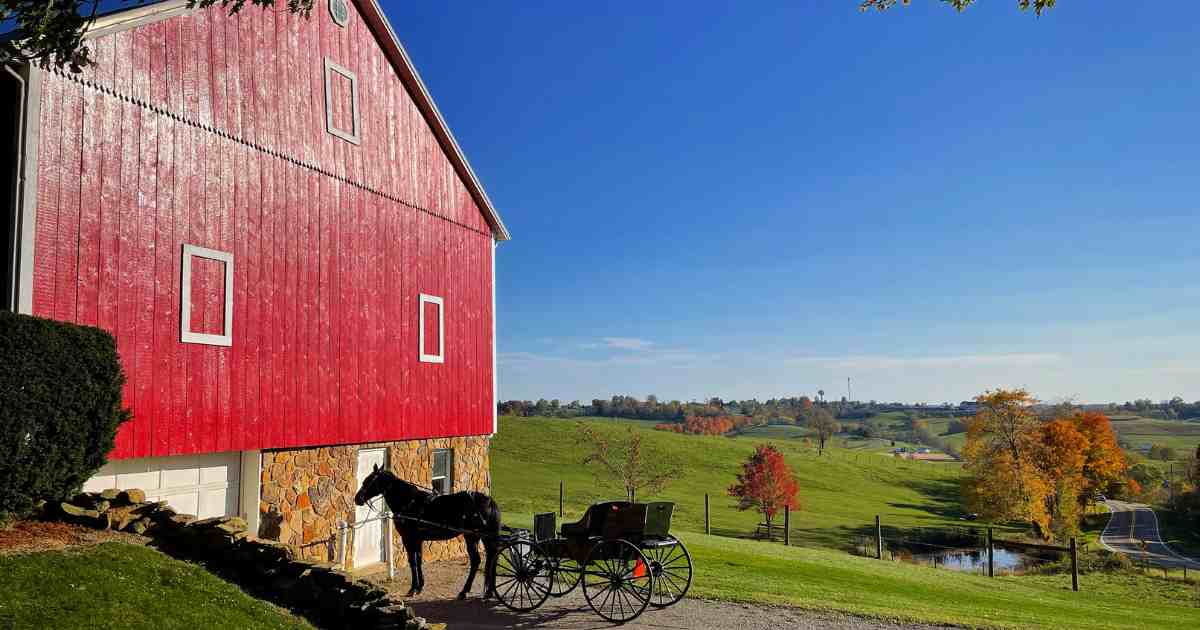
<box><xmin>1109</xmin><ymin>416</ymin><xmax>1200</xmax><ymax>458</ymax></box>
<box><xmin>0</xmin><ymin>543</ymin><xmax>312</xmax><ymax>629</ymax></box>
<box><xmin>492</xmin><ymin>416</ymin><xmax>1200</xmax><ymax>629</ymax></box>
<box><xmin>493</xmin><ymin>416</ymin><xmax>978</xmax><ymax>550</ymax></box>
<box><xmin>683</xmin><ymin>532</ymin><xmax>1199</xmax><ymax>629</ymax></box>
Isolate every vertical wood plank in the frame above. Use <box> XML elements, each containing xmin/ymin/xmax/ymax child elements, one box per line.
<box><xmin>31</xmin><ymin>77</ymin><xmax>61</xmax><ymax>319</ymax></box>
<box><xmin>169</xmin><ymin>118</ymin><xmax>190</xmax><ymax>457</ymax></box>
<box><xmin>76</xmin><ymin>86</ymin><xmax>102</xmax><ymax>328</ymax></box>
<box><xmin>54</xmin><ymin>82</ymin><xmax>82</xmax><ymax>324</ymax></box>
<box><xmin>152</xmin><ymin>117</ymin><xmax>175</xmax><ymax>457</ymax></box>
<box><xmin>243</xmin><ymin>141</ymin><xmax>263</xmax><ymax>449</ymax></box>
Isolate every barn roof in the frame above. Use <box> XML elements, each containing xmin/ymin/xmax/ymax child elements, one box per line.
<box><xmin>86</xmin><ymin>0</ymin><xmax>511</xmax><ymax>241</ymax></box>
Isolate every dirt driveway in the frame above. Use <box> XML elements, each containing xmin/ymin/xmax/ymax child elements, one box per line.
<box><xmin>369</xmin><ymin>559</ymin><xmax>949</xmax><ymax>630</ymax></box>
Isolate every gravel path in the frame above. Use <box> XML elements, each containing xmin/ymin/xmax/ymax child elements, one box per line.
<box><xmin>370</xmin><ymin>559</ymin><xmax>950</xmax><ymax>630</ymax></box>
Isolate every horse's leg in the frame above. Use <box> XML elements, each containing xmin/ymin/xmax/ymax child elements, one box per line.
<box><xmin>483</xmin><ymin>536</ymin><xmax>499</xmax><ymax>599</ymax></box>
<box><xmin>403</xmin><ymin>536</ymin><xmax>421</xmax><ymax>597</ymax></box>
<box><xmin>459</xmin><ymin>534</ymin><xmax>481</xmax><ymax>599</ymax></box>
<box><xmin>414</xmin><ymin>546</ymin><xmax>425</xmax><ymax>594</ymax></box>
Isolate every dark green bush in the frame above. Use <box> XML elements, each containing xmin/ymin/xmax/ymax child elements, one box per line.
<box><xmin>0</xmin><ymin>311</ymin><xmax>130</xmax><ymax>521</ymax></box>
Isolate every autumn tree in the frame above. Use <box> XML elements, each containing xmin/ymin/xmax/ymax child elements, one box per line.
<box><xmin>728</xmin><ymin>444</ymin><xmax>800</xmax><ymax>532</ymax></box>
<box><xmin>860</xmin><ymin>0</ymin><xmax>1056</xmax><ymax>16</ymax></box>
<box><xmin>962</xmin><ymin>389</ymin><xmax>1053</xmax><ymax>537</ymax></box>
<box><xmin>806</xmin><ymin>408</ymin><xmax>840</xmax><ymax>453</ymax></box>
<box><xmin>0</xmin><ymin>1</ymin><xmax>312</xmax><ymax>72</ymax></box>
<box><xmin>963</xmin><ymin>390</ymin><xmax>1128</xmax><ymax>541</ymax></box>
<box><xmin>577</xmin><ymin>424</ymin><xmax>682</xmax><ymax>502</ymax></box>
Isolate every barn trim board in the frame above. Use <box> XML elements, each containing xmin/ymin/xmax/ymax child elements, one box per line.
<box><xmin>10</xmin><ymin>0</ymin><xmax>506</xmax><ymax>565</ymax></box>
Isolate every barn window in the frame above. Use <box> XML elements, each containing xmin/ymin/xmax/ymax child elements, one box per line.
<box><xmin>180</xmin><ymin>244</ymin><xmax>234</xmax><ymax>346</ymax></box>
<box><xmin>328</xmin><ymin>0</ymin><xmax>349</xmax><ymax>27</ymax></box>
<box><xmin>431</xmin><ymin>449</ymin><xmax>453</xmax><ymax>494</ymax></box>
<box><xmin>323</xmin><ymin>58</ymin><xmax>360</xmax><ymax>145</ymax></box>
<box><xmin>418</xmin><ymin>293</ymin><xmax>444</xmax><ymax>363</ymax></box>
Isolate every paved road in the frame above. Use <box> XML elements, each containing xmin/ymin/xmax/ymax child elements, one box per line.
<box><xmin>1100</xmin><ymin>499</ymin><xmax>1200</xmax><ymax>569</ymax></box>
<box><xmin>382</xmin><ymin>559</ymin><xmax>946</xmax><ymax>630</ymax></box>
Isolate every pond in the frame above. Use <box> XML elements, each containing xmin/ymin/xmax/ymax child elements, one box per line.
<box><xmin>912</xmin><ymin>547</ymin><xmax>1051</xmax><ymax>574</ymax></box>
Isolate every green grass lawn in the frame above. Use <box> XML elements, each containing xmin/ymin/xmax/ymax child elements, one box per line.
<box><xmin>493</xmin><ymin>416</ymin><xmax>982</xmax><ymax>550</ymax></box>
<box><xmin>683</xmin><ymin>532</ymin><xmax>1199</xmax><ymax>629</ymax></box>
<box><xmin>493</xmin><ymin>416</ymin><xmax>1200</xmax><ymax>629</ymax></box>
<box><xmin>0</xmin><ymin>543</ymin><xmax>312</xmax><ymax>629</ymax></box>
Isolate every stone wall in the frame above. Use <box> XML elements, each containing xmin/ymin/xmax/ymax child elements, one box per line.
<box><xmin>259</xmin><ymin>436</ymin><xmax>491</xmax><ymax>569</ymax></box>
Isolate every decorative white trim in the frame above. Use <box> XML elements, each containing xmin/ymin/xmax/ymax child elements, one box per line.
<box><xmin>323</xmin><ymin>58</ymin><xmax>361</xmax><ymax>145</ymax></box>
<box><xmin>180</xmin><ymin>244</ymin><xmax>234</xmax><ymax>346</ymax></box>
<box><xmin>10</xmin><ymin>63</ymin><xmax>41</xmax><ymax>315</ymax></box>
<box><xmin>418</xmin><ymin>293</ymin><xmax>444</xmax><ymax>364</ymax></box>
<box><xmin>240</xmin><ymin>450</ymin><xmax>261</xmax><ymax>536</ymax></box>
<box><xmin>491</xmin><ymin>239</ymin><xmax>497</xmax><ymax>434</ymax></box>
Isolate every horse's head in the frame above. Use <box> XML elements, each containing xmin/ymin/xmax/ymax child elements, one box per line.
<box><xmin>354</xmin><ymin>464</ymin><xmax>394</xmax><ymax>507</ymax></box>
<box><xmin>354</xmin><ymin>465</ymin><xmax>425</xmax><ymax>511</ymax></box>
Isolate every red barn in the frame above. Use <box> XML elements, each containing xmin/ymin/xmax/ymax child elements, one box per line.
<box><xmin>0</xmin><ymin>0</ymin><xmax>508</xmax><ymax>568</ymax></box>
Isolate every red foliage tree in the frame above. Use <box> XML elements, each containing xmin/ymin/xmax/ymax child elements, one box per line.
<box><xmin>727</xmin><ymin>444</ymin><xmax>801</xmax><ymax>530</ymax></box>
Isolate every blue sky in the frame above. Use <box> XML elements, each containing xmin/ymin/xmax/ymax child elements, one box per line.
<box><xmin>382</xmin><ymin>1</ymin><xmax>1200</xmax><ymax>404</ymax></box>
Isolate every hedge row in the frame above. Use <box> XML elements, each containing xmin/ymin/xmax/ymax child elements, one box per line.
<box><xmin>0</xmin><ymin>311</ymin><xmax>130</xmax><ymax>521</ymax></box>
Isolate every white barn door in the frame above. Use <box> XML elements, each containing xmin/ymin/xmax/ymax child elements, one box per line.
<box><xmin>354</xmin><ymin>449</ymin><xmax>388</xmax><ymax>568</ymax></box>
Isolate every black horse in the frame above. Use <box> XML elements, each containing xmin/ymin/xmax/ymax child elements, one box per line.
<box><xmin>353</xmin><ymin>465</ymin><xmax>502</xmax><ymax>599</ymax></box>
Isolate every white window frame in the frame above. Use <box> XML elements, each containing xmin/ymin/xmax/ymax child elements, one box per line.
<box><xmin>418</xmin><ymin>293</ymin><xmax>444</xmax><ymax>364</ymax></box>
<box><xmin>431</xmin><ymin>448</ymin><xmax>453</xmax><ymax>495</ymax></box>
<box><xmin>180</xmin><ymin>244</ymin><xmax>234</xmax><ymax>347</ymax></box>
<box><xmin>323</xmin><ymin>58</ymin><xmax>361</xmax><ymax>145</ymax></box>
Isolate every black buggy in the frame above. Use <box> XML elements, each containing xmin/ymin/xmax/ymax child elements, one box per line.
<box><xmin>489</xmin><ymin>501</ymin><xmax>694</xmax><ymax>623</ymax></box>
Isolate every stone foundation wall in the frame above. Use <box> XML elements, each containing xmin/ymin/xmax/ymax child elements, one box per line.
<box><xmin>259</xmin><ymin>435</ymin><xmax>491</xmax><ymax>570</ymax></box>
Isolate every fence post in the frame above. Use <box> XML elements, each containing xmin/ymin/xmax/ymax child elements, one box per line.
<box><xmin>1070</xmin><ymin>537</ymin><xmax>1079</xmax><ymax>592</ymax></box>
<box><xmin>987</xmin><ymin>527</ymin><xmax>994</xmax><ymax>578</ymax></box>
<box><xmin>875</xmin><ymin>515</ymin><xmax>882</xmax><ymax>560</ymax></box>
<box><xmin>385</xmin><ymin>513</ymin><xmax>396</xmax><ymax>581</ymax></box>
<box><xmin>704</xmin><ymin>493</ymin><xmax>710</xmax><ymax>535</ymax></box>
<box><xmin>784</xmin><ymin>507</ymin><xmax>790</xmax><ymax>546</ymax></box>
<box><xmin>559</xmin><ymin>480</ymin><xmax>564</xmax><ymax>517</ymax></box>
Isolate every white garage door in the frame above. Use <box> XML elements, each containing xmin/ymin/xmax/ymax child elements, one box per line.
<box><xmin>84</xmin><ymin>452</ymin><xmax>241</xmax><ymax>520</ymax></box>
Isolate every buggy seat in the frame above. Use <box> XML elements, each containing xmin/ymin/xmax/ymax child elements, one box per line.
<box><xmin>559</xmin><ymin>501</ymin><xmax>633</xmax><ymax>538</ymax></box>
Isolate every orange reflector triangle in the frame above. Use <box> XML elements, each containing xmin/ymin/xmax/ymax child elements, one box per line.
<box><xmin>633</xmin><ymin>558</ymin><xmax>647</xmax><ymax>578</ymax></box>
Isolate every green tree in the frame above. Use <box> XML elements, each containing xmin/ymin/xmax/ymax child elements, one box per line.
<box><xmin>860</xmin><ymin>0</ymin><xmax>1056</xmax><ymax>15</ymax></box>
<box><xmin>1</xmin><ymin>1</ymin><xmax>312</xmax><ymax>72</ymax></box>
<box><xmin>576</xmin><ymin>424</ymin><xmax>682</xmax><ymax>502</ymax></box>
<box><xmin>807</xmin><ymin>408</ymin><xmax>840</xmax><ymax>453</ymax></box>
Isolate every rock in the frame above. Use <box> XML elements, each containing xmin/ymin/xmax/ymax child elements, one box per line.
<box><xmin>98</xmin><ymin>488</ymin><xmax>121</xmax><ymax>501</ymax></box>
<box><xmin>126</xmin><ymin>517</ymin><xmax>151</xmax><ymax>535</ymax></box>
<box><xmin>119</xmin><ymin>489</ymin><xmax>146</xmax><ymax>504</ymax></box>
<box><xmin>190</xmin><ymin>516</ymin><xmax>247</xmax><ymax>532</ymax></box>
<box><xmin>59</xmin><ymin>503</ymin><xmax>109</xmax><ymax>529</ymax></box>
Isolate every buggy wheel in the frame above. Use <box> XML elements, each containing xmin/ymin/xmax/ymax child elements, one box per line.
<box><xmin>491</xmin><ymin>539</ymin><xmax>552</xmax><ymax>613</ymax></box>
<box><xmin>582</xmin><ymin>539</ymin><xmax>654</xmax><ymax>624</ymax></box>
<box><xmin>643</xmin><ymin>537</ymin><xmax>693</xmax><ymax>607</ymax></box>
<box><xmin>548</xmin><ymin>556</ymin><xmax>582</xmax><ymax>597</ymax></box>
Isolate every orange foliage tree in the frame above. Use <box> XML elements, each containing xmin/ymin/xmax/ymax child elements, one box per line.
<box><xmin>963</xmin><ymin>389</ymin><xmax>1127</xmax><ymax>541</ymax></box>
<box><xmin>655</xmin><ymin>415</ymin><xmax>754</xmax><ymax>436</ymax></box>
<box><xmin>728</xmin><ymin>444</ymin><xmax>801</xmax><ymax>531</ymax></box>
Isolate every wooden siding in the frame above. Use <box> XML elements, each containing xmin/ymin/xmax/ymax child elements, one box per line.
<box><xmin>30</xmin><ymin>2</ymin><xmax>496</xmax><ymax>459</ymax></box>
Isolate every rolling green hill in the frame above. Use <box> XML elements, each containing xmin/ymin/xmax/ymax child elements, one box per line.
<box><xmin>489</xmin><ymin>417</ymin><xmax>1200</xmax><ymax>629</ymax></box>
<box><xmin>493</xmin><ymin>417</ymin><xmax>973</xmax><ymax>549</ymax></box>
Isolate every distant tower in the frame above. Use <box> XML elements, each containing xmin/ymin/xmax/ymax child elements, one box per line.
<box><xmin>847</xmin><ymin>377</ymin><xmax>852</xmax><ymax>402</ymax></box>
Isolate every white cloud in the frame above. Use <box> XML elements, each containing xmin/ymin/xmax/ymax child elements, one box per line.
<box><xmin>784</xmin><ymin>353</ymin><xmax>1063</xmax><ymax>371</ymax></box>
<box><xmin>601</xmin><ymin>337</ymin><xmax>655</xmax><ymax>351</ymax></box>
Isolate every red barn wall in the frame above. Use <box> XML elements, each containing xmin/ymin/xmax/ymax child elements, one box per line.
<box><xmin>29</xmin><ymin>2</ymin><xmax>496</xmax><ymax>459</ymax></box>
